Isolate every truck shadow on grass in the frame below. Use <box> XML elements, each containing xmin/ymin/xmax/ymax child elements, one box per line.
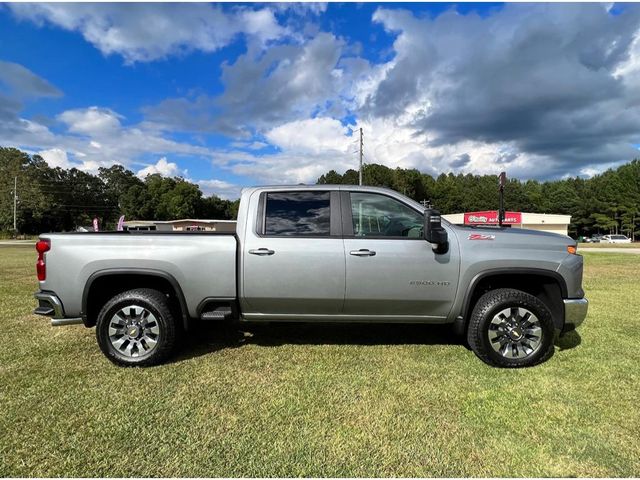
<box><xmin>173</xmin><ymin>322</ymin><xmax>462</xmax><ymax>363</ymax></box>
<box><xmin>555</xmin><ymin>330</ymin><xmax>582</xmax><ymax>350</ymax></box>
<box><xmin>172</xmin><ymin>322</ymin><xmax>581</xmax><ymax>363</ymax></box>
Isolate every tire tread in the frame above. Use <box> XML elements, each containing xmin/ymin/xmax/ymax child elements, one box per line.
<box><xmin>96</xmin><ymin>288</ymin><xmax>177</xmax><ymax>367</ymax></box>
<box><xmin>467</xmin><ymin>288</ymin><xmax>555</xmax><ymax>368</ymax></box>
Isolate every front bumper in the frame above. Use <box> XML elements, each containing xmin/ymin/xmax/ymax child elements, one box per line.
<box><xmin>34</xmin><ymin>291</ymin><xmax>83</xmax><ymax>326</ymax></box>
<box><xmin>563</xmin><ymin>298</ymin><xmax>588</xmax><ymax>332</ymax></box>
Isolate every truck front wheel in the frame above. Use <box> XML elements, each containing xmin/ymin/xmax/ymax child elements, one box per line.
<box><xmin>467</xmin><ymin>288</ymin><xmax>555</xmax><ymax>368</ymax></box>
<box><xmin>96</xmin><ymin>288</ymin><xmax>177</xmax><ymax>367</ymax></box>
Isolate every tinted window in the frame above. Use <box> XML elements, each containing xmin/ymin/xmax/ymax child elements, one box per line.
<box><xmin>264</xmin><ymin>192</ymin><xmax>331</xmax><ymax>236</ymax></box>
<box><xmin>350</xmin><ymin>192</ymin><xmax>423</xmax><ymax>238</ymax></box>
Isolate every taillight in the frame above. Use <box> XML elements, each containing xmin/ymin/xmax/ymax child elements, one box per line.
<box><xmin>36</xmin><ymin>239</ymin><xmax>50</xmax><ymax>281</ymax></box>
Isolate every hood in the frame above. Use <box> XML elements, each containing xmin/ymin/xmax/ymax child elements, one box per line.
<box><xmin>450</xmin><ymin>224</ymin><xmax>575</xmax><ymax>253</ymax></box>
<box><xmin>453</xmin><ymin>224</ymin><xmax>572</xmax><ymax>241</ymax></box>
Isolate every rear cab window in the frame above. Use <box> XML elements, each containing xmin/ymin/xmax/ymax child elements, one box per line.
<box><xmin>262</xmin><ymin>191</ymin><xmax>333</xmax><ymax>236</ymax></box>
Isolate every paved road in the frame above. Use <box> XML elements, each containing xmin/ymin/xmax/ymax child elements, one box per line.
<box><xmin>0</xmin><ymin>240</ymin><xmax>36</xmax><ymax>246</ymax></box>
<box><xmin>581</xmin><ymin>247</ymin><xmax>640</xmax><ymax>254</ymax></box>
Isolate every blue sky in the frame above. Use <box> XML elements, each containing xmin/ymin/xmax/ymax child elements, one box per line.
<box><xmin>1</xmin><ymin>3</ymin><xmax>639</xmax><ymax>198</ymax></box>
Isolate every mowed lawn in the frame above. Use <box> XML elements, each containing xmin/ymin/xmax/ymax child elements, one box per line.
<box><xmin>580</xmin><ymin>242</ymin><xmax>639</xmax><ymax>248</ymax></box>
<box><xmin>0</xmin><ymin>246</ymin><xmax>638</xmax><ymax>477</ymax></box>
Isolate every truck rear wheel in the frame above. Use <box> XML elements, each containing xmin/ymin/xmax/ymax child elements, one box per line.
<box><xmin>96</xmin><ymin>288</ymin><xmax>177</xmax><ymax>367</ymax></box>
<box><xmin>467</xmin><ymin>288</ymin><xmax>555</xmax><ymax>368</ymax></box>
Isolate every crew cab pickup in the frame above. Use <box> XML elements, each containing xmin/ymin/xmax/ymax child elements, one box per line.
<box><xmin>34</xmin><ymin>185</ymin><xmax>588</xmax><ymax>368</ymax></box>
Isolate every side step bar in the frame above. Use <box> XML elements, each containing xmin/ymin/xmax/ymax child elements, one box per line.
<box><xmin>200</xmin><ymin>306</ymin><xmax>233</xmax><ymax>321</ymax></box>
<box><xmin>51</xmin><ymin>318</ymin><xmax>83</xmax><ymax>326</ymax></box>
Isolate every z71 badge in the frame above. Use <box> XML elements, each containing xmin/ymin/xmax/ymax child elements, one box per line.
<box><xmin>468</xmin><ymin>233</ymin><xmax>495</xmax><ymax>240</ymax></box>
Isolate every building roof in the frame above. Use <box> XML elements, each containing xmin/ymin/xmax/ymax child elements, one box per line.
<box><xmin>154</xmin><ymin>219</ymin><xmax>237</xmax><ymax>224</ymax></box>
<box><xmin>124</xmin><ymin>219</ymin><xmax>237</xmax><ymax>225</ymax></box>
<box><xmin>122</xmin><ymin>220</ymin><xmax>157</xmax><ymax>227</ymax></box>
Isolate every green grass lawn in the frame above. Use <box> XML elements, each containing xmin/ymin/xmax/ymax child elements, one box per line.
<box><xmin>0</xmin><ymin>246</ymin><xmax>638</xmax><ymax>477</ymax></box>
<box><xmin>579</xmin><ymin>242</ymin><xmax>638</xmax><ymax>248</ymax></box>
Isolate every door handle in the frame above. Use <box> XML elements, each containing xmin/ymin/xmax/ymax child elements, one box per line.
<box><xmin>349</xmin><ymin>249</ymin><xmax>376</xmax><ymax>257</ymax></box>
<box><xmin>249</xmin><ymin>248</ymin><xmax>275</xmax><ymax>256</ymax></box>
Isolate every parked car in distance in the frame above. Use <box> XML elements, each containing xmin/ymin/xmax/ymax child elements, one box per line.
<box><xmin>590</xmin><ymin>234</ymin><xmax>604</xmax><ymax>243</ymax></box>
<box><xmin>33</xmin><ymin>185</ymin><xmax>588</xmax><ymax>369</ymax></box>
<box><xmin>602</xmin><ymin>234</ymin><xmax>632</xmax><ymax>244</ymax></box>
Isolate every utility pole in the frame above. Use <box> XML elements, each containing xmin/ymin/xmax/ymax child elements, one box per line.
<box><xmin>358</xmin><ymin>127</ymin><xmax>363</xmax><ymax>186</ymax></box>
<box><xmin>498</xmin><ymin>171</ymin><xmax>506</xmax><ymax>227</ymax></box>
<box><xmin>13</xmin><ymin>176</ymin><xmax>17</xmax><ymax>232</ymax></box>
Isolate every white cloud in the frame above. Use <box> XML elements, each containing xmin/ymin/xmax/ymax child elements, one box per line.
<box><xmin>38</xmin><ymin>148</ymin><xmax>73</xmax><ymax>169</ymax></box>
<box><xmin>212</xmin><ymin>117</ymin><xmax>356</xmax><ymax>184</ymax></box>
<box><xmin>363</xmin><ymin>4</ymin><xmax>640</xmax><ymax>176</ymax></box>
<box><xmin>144</xmin><ymin>32</ymin><xmax>357</xmax><ymax>135</ymax></box>
<box><xmin>272</xmin><ymin>3</ymin><xmax>328</xmax><ymax>17</ymax></box>
<box><xmin>195</xmin><ymin>179</ymin><xmax>241</xmax><ymax>200</ymax></box>
<box><xmin>136</xmin><ymin>157</ymin><xmax>181</xmax><ymax>178</ymax></box>
<box><xmin>38</xmin><ymin>147</ymin><xmax>110</xmax><ymax>173</ymax></box>
<box><xmin>239</xmin><ymin>9</ymin><xmax>286</xmax><ymax>46</ymax></box>
<box><xmin>58</xmin><ymin>107</ymin><xmax>122</xmax><ymax>135</ymax></box>
<box><xmin>230</xmin><ymin>140</ymin><xmax>269</xmax><ymax>150</ymax></box>
<box><xmin>247</xmin><ymin>141</ymin><xmax>268</xmax><ymax>150</ymax></box>
<box><xmin>8</xmin><ymin>3</ymin><xmax>288</xmax><ymax>63</ymax></box>
<box><xmin>265</xmin><ymin>117</ymin><xmax>351</xmax><ymax>154</ymax></box>
<box><xmin>2</xmin><ymin>98</ymin><xmax>215</xmax><ymax>178</ymax></box>
<box><xmin>211</xmin><ymin>116</ymin><xmax>570</xmax><ymax>186</ymax></box>
<box><xmin>52</xmin><ymin>107</ymin><xmax>212</xmax><ymax>168</ymax></box>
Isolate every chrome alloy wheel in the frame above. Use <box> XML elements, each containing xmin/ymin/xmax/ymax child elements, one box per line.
<box><xmin>108</xmin><ymin>305</ymin><xmax>160</xmax><ymax>358</ymax></box>
<box><xmin>488</xmin><ymin>307</ymin><xmax>543</xmax><ymax>359</ymax></box>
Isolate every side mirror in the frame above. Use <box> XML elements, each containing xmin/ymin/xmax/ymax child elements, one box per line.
<box><xmin>424</xmin><ymin>209</ymin><xmax>449</xmax><ymax>254</ymax></box>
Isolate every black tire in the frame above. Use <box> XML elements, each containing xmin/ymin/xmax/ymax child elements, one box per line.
<box><xmin>467</xmin><ymin>288</ymin><xmax>555</xmax><ymax>368</ymax></box>
<box><xmin>96</xmin><ymin>288</ymin><xmax>177</xmax><ymax>367</ymax></box>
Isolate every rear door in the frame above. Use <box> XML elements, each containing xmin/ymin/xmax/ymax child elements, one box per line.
<box><xmin>241</xmin><ymin>190</ymin><xmax>346</xmax><ymax>317</ymax></box>
<box><xmin>342</xmin><ymin>191</ymin><xmax>459</xmax><ymax>319</ymax></box>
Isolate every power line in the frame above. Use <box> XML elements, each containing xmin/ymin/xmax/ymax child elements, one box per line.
<box><xmin>55</xmin><ymin>205</ymin><xmax>118</xmax><ymax>208</ymax></box>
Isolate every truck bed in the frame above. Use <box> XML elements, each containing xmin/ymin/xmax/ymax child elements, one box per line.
<box><xmin>39</xmin><ymin>231</ymin><xmax>238</xmax><ymax>319</ymax></box>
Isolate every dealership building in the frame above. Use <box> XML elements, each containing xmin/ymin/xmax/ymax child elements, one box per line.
<box><xmin>123</xmin><ymin>219</ymin><xmax>237</xmax><ymax>232</ymax></box>
<box><xmin>442</xmin><ymin>210</ymin><xmax>571</xmax><ymax>236</ymax></box>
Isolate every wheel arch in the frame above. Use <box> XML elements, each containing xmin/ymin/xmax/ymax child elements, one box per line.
<box><xmin>82</xmin><ymin>268</ymin><xmax>189</xmax><ymax>330</ymax></box>
<box><xmin>459</xmin><ymin>268</ymin><xmax>567</xmax><ymax>332</ymax></box>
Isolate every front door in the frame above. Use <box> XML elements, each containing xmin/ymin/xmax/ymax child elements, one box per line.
<box><xmin>242</xmin><ymin>190</ymin><xmax>346</xmax><ymax>317</ymax></box>
<box><xmin>342</xmin><ymin>191</ymin><xmax>459</xmax><ymax>319</ymax></box>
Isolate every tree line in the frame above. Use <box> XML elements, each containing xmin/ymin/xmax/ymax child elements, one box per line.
<box><xmin>0</xmin><ymin>147</ymin><xmax>238</xmax><ymax>235</ymax></box>
<box><xmin>2</xmin><ymin>146</ymin><xmax>639</xmax><ymax>239</ymax></box>
<box><xmin>318</xmin><ymin>161</ymin><xmax>640</xmax><ymax>240</ymax></box>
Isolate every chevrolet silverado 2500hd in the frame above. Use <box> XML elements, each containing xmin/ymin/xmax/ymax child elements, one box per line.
<box><xmin>33</xmin><ymin>185</ymin><xmax>588</xmax><ymax>368</ymax></box>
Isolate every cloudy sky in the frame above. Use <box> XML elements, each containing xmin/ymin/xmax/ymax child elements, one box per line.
<box><xmin>1</xmin><ymin>2</ymin><xmax>639</xmax><ymax>198</ymax></box>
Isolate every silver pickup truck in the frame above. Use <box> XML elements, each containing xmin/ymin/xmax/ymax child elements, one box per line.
<box><xmin>33</xmin><ymin>185</ymin><xmax>587</xmax><ymax>368</ymax></box>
